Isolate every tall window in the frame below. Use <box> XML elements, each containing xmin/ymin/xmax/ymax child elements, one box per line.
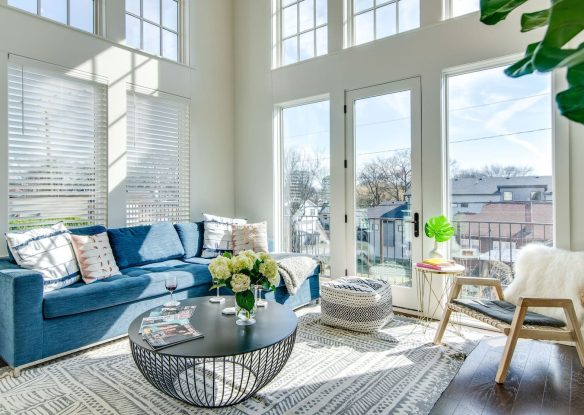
<box><xmin>126</xmin><ymin>91</ymin><xmax>190</xmax><ymax>226</ymax></box>
<box><xmin>449</xmin><ymin>0</ymin><xmax>480</xmax><ymax>18</ymax></box>
<box><xmin>447</xmin><ymin>65</ymin><xmax>553</xmax><ymax>291</ymax></box>
<box><xmin>278</xmin><ymin>0</ymin><xmax>328</xmax><ymax>66</ymax></box>
<box><xmin>8</xmin><ymin>0</ymin><xmax>95</xmax><ymax>33</ymax></box>
<box><xmin>350</xmin><ymin>0</ymin><xmax>419</xmax><ymax>46</ymax></box>
<box><xmin>126</xmin><ymin>0</ymin><xmax>180</xmax><ymax>61</ymax></box>
<box><xmin>7</xmin><ymin>60</ymin><xmax>107</xmax><ymax>230</ymax></box>
<box><xmin>281</xmin><ymin>100</ymin><xmax>330</xmax><ymax>274</ymax></box>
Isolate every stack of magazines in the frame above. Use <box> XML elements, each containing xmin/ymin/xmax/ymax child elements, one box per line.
<box><xmin>416</xmin><ymin>258</ymin><xmax>458</xmax><ymax>271</ymax></box>
<box><xmin>140</xmin><ymin>305</ymin><xmax>203</xmax><ymax>350</ymax></box>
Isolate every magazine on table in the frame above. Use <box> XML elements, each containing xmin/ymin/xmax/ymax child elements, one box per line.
<box><xmin>139</xmin><ymin>316</ymin><xmax>191</xmax><ymax>334</ymax></box>
<box><xmin>149</xmin><ymin>305</ymin><xmax>197</xmax><ymax>318</ymax></box>
<box><xmin>142</xmin><ymin>320</ymin><xmax>204</xmax><ymax>350</ymax></box>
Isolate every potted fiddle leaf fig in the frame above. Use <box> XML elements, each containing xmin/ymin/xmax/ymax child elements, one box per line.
<box><xmin>424</xmin><ymin>215</ymin><xmax>455</xmax><ymax>258</ymax></box>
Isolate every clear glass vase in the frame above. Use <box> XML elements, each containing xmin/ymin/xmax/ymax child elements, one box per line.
<box><xmin>236</xmin><ymin>304</ymin><xmax>257</xmax><ymax>326</ymax></box>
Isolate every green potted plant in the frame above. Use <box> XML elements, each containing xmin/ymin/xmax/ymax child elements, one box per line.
<box><xmin>424</xmin><ymin>215</ymin><xmax>455</xmax><ymax>258</ymax></box>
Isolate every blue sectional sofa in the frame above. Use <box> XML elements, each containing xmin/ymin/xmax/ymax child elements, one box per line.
<box><xmin>0</xmin><ymin>222</ymin><xmax>320</xmax><ymax>371</ymax></box>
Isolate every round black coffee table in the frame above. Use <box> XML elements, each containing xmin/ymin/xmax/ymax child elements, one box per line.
<box><xmin>128</xmin><ymin>296</ymin><xmax>298</xmax><ymax>408</ymax></box>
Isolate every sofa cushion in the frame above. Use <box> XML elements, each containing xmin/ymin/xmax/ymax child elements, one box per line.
<box><xmin>108</xmin><ymin>223</ymin><xmax>185</xmax><ymax>269</ymax></box>
<box><xmin>42</xmin><ymin>260</ymin><xmax>212</xmax><ymax>319</ymax></box>
<box><xmin>174</xmin><ymin>222</ymin><xmax>203</xmax><ymax>259</ymax></box>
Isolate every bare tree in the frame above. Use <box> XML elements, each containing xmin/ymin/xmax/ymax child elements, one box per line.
<box><xmin>283</xmin><ymin>150</ymin><xmax>324</xmax><ymax>252</ymax></box>
<box><xmin>357</xmin><ymin>159</ymin><xmax>389</xmax><ymax>207</ymax></box>
<box><xmin>452</xmin><ymin>163</ymin><xmax>534</xmax><ymax>179</ymax></box>
<box><xmin>382</xmin><ymin>150</ymin><xmax>411</xmax><ymax>202</ymax></box>
<box><xmin>357</xmin><ymin>150</ymin><xmax>412</xmax><ymax>207</ymax></box>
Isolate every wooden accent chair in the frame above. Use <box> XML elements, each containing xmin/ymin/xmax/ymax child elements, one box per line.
<box><xmin>434</xmin><ymin>277</ymin><xmax>584</xmax><ymax>383</ymax></box>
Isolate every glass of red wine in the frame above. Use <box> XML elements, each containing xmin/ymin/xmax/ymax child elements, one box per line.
<box><xmin>164</xmin><ymin>275</ymin><xmax>180</xmax><ymax>306</ymax></box>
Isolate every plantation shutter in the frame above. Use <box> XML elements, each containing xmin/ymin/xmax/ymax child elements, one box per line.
<box><xmin>126</xmin><ymin>91</ymin><xmax>190</xmax><ymax>226</ymax></box>
<box><xmin>7</xmin><ymin>59</ymin><xmax>107</xmax><ymax>231</ymax></box>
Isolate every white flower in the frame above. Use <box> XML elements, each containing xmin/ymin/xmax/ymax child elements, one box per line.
<box><xmin>260</xmin><ymin>258</ymin><xmax>279</xmax><ymax>286</ymax></box>
<box><xmin>231</xmin><ymin>273</ymin><xmax>251</xmax><ymax>293</ymax></box>
<box><xmin>209</xmin><ymin>256</ymin><xmax>231</xmax><ymax>281</ymax></box>
<box><xmin>231</xmin><ymin>254</ymin><xmax>254</xmax><ymax>272</ymax></box>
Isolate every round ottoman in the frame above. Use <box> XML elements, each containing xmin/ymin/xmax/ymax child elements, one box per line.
<box><xmin>320</xmin><ymin>277</ymin><xmax>394</xmax><ymax>333</ymax></box>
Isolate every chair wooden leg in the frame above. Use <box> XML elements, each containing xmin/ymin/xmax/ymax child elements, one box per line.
<box><xmin>495</xmin><ymin>305</ymin><xmax>527</xmax><ymax>384</ymax></box>
<box><xmin>434</xmin><ymin>307</ymin><xmax>452</xmax><ymax>345</ymax></box>
<box><xmin>563</xmin><ymin>303</ymin><xmax>584</xmax><ymax>367</ymax></box>
<box><xmin>12</xmin><ymin>367</ymin><xmax>21</xmax><ymax>378</ymax></box>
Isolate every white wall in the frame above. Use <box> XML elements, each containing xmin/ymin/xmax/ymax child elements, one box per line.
<box><xmin>0</xmin><ymin>0</ymin><xmax>235</xmax><ymax>255</ymax></box>
<box><xmin>233</xmin><ymin>0</ymin><xmax>581</xmax><ymax>278</ymax></box>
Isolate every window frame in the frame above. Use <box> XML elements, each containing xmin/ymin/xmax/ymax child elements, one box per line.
<box><xmin>345</xmin><ymin>0</ymin><xmax>419</xmax><ymax>48</ymax></box>
<box><xmin>273</xmin><ymin>0</ymin><xmax>328</xmax><ymax>68</ymax></box>
<box><xmin>443</xmin><ymin>57</ymin><xmax>572</xmax><ymax>249</ymax></box>
<box><xmin>125</xmin><ymin>0</ymin><xmax>184</xmax><ymax>63</ymax></box>
<box><xmin>444</xmin><ymin>0</ymin><xmax>480</xmax><ymax>20</ymax></box>
<box><xmin>274</xmin><ymin>94</ymin><xmax>330</xmax><ymax>256</ymax></box>
<box><xmin>6</xmin><ymin>0</ymin><xmax>101</xmax><ymax>35</ymax></box>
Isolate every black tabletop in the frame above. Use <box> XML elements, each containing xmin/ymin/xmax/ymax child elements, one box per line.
<box><xmin>128</xmin><ymin>296</ymin><xmax>298</xmax><ymax>358</ymax></box>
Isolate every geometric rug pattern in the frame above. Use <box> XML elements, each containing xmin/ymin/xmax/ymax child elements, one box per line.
<box><xmin>0</xmin><ymin>308</ymin><xmax>479</xmax><ymax>415</ymax></box>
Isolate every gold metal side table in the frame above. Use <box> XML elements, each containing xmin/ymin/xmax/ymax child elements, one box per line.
<box><xmin>415</xmin><ymin>264</ymin><xmax>465</xmax><ymax>330</ymax></box>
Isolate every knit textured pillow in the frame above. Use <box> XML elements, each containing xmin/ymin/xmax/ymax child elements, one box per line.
<box><xmin>70</xmin><ymin>232</ymin><xmax>121</xmax><ymax>284</ymax></box>
<box><xmin>232</xmin><ymin>221</ymin><xmax>269</xmax><ymax>254</ymax></box>
<box><xmin>5</xmin><ymin>222</ymin><xmax>80</xmax><ymax>292</ymax></box>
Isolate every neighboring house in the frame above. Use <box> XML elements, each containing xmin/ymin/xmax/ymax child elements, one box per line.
<box><xmin>318</xmin><ymin>202</ymin><xmax>330</xmax><ymax>230</ymax></box>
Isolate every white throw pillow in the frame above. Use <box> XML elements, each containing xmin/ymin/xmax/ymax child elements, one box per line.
<box><xmin>70</xmin><ymin>232</ymin><xmax>121</xmax><ymax>284</ymax></box>
<box><xmin>505</xmin><ymin>244</ymin><xmax>584</xmax><ymax>331</ymax></box>
<box><xmin>232</xmin><ymin>221</ymin><xmax>269</xmax><ymax>254</ymax></box>
<box><xmin>202</xmin><ymin>213</ymin><xmax>247</xmax><ymax>252</ymax></box>
<box><xmin>5</xmin><ymin>223</ymin><xmax>80</xmax><ymax>292</ymax></box>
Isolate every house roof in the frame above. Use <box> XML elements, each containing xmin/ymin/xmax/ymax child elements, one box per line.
<box><xmin>451</xmin><ymin>176</ymin><xmax>552</xmax><ymax>195</ymax></box>
<box><xmin>366</xmin><ymin>201</ymin><xmax>409</xmax><ymax>220</ymax></box>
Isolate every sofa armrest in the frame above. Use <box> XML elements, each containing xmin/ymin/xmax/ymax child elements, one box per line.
<box><xmin>0</xmin><ymin>262</ymin><xmax>44</xmax><ymax>367</ymax></box>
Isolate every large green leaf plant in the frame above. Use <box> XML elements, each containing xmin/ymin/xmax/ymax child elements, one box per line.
<box><xmin>480</xmin><ymin>0</ymin><xmax>584</xmax><ymax>124</ymax></box>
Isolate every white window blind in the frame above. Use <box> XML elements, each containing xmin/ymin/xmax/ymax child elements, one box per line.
<box><xmin>7</xmin><ymin>60</ymin><xmax>107</xmax><ymax>231</ymax></box>
<box><xmin>126</xmin><ymin>91</ymin><xmax>190</xmax><ymax>226</ymax></box>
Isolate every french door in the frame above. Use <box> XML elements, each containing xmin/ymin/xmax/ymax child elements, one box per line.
<box><xmin>345</xmin><ymin>78</ymin><xmax>422</xmax><ymax>310</ymax></box>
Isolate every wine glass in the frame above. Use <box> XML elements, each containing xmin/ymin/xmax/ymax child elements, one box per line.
<box><xmin>164</xmin><ymin>275</ymin><xmax>180</xmax><ymax>306</ymax></box>
<box><xmin>209</xmin><ymin>284</ymin><xmax>225</xmax><ymax>304</ymax></box>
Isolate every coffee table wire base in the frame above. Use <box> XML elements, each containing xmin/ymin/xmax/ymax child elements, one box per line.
<box><xmin>130</xmin><ymin>329</ymin><xmax>297</xmax><ymax>408</ymax></box>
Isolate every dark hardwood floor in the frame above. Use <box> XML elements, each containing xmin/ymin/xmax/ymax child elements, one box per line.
<box><xmin>431</xmin><ymin>336</ymin><xmax>584</xmax><ymax>415</ymax></box>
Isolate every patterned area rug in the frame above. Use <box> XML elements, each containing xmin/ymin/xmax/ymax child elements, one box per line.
<box><xmin>0</xmin><ymin>307</ymin><xmax>480</xmax><ymax>415</ymax></box>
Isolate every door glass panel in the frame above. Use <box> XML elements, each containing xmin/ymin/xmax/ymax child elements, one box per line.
<box><xmin>354</xmin><ymin>91</ymin><xmax>412</xmax><ymax>287</ymax></box>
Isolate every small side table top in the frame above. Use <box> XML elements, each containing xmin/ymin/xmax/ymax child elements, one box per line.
<box><xmin>414</xmin><ymin>263</ymin><xmax>465</xmax><ymax>275</ymax></box>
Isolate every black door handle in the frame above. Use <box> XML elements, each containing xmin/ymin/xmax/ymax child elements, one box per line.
<box><xmin>413</xmin><ymin>212</ymin><xmax>420</xmax><ymax>238</ymax></box>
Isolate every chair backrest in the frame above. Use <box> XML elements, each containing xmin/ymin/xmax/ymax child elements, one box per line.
<box><xmin>504</xmin><ymin>244</ymin><xmax>584</xmax><ymax>328</ymax></box>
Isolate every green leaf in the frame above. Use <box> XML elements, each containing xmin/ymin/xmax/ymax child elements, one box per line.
<box><xmin>425</xmin><ymin>215</ymin><xmax>455</xmax><ymax>243</ymax></box>
<box><xmin>520</xmin><ymin>9</ymin><xmax>550</xmax><ymax>32</ymax></box>
<box><xmin>223</xmin><ymin>252</ymin><xmax>232</xmax><ymax>259</ymax></box>
<box><xmin>556</xmin><ymin>85</ymin><xmax>584</xmax><ymax>124</ymax></box>
<box><xmin>504</xmin><ymin>42</ymin><xmax>538</xmax><ymax>77</ymax></box>
<box><xmin>480</xmin><ymin>0</ymin><xmax>530</xmax><ymax>25</ymax></box>
<box><xmin>235</xmin><ymin>290</ymin><xmax>255</xmax><ymax>312</ymax></box>
<box><xmin>540</xmin><ymin>0</ymin><xmax>584</xmax><ymax>49</ymax></box>
<box><xmin>567</xmin><ymin>63</ymin><xmax>584</xmax><ymax>86</ymax></box>
<box><xmin>532</xmin><ymin>43</ymin><xmax>576</xmax><ymax>72</ymax></box>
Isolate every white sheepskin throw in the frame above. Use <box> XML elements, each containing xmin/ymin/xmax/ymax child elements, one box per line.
<box><xmin>504</xmin><ymin>244</ymin><xmax>584</xmax><ymax>332</ymax></box>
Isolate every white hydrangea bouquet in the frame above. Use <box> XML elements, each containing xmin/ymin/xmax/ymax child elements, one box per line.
<box><xmin>209</xmin><ymin>250</ymin><xmax>279</xmax><ymax>322</ymax></box>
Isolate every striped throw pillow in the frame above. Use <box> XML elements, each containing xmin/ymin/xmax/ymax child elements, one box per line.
<box><xmin>203</xmin><ymin>214</ymin><xmax>247</xmax><ymax>255</ymax></box>
<box><xmin>5</xmin><ymin>223</ymin><xmax>80</xmax><ymax>292</ymax></box>
<box><xmin>70</xmin><ymin>232</ymin><xmax>121</xmax><ymax>284</ymax></box>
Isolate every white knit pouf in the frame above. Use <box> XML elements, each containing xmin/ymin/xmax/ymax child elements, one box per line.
<box><xmin>320</xmin><ymin>277</ymin><xmax>393</xmax><ymax>333</ymax></box>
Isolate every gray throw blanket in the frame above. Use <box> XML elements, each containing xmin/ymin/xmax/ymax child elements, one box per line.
<box><xmin>271</xmin><ymin>253</ymin><xmax>319</xmax><ymax>295</ymax></box>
